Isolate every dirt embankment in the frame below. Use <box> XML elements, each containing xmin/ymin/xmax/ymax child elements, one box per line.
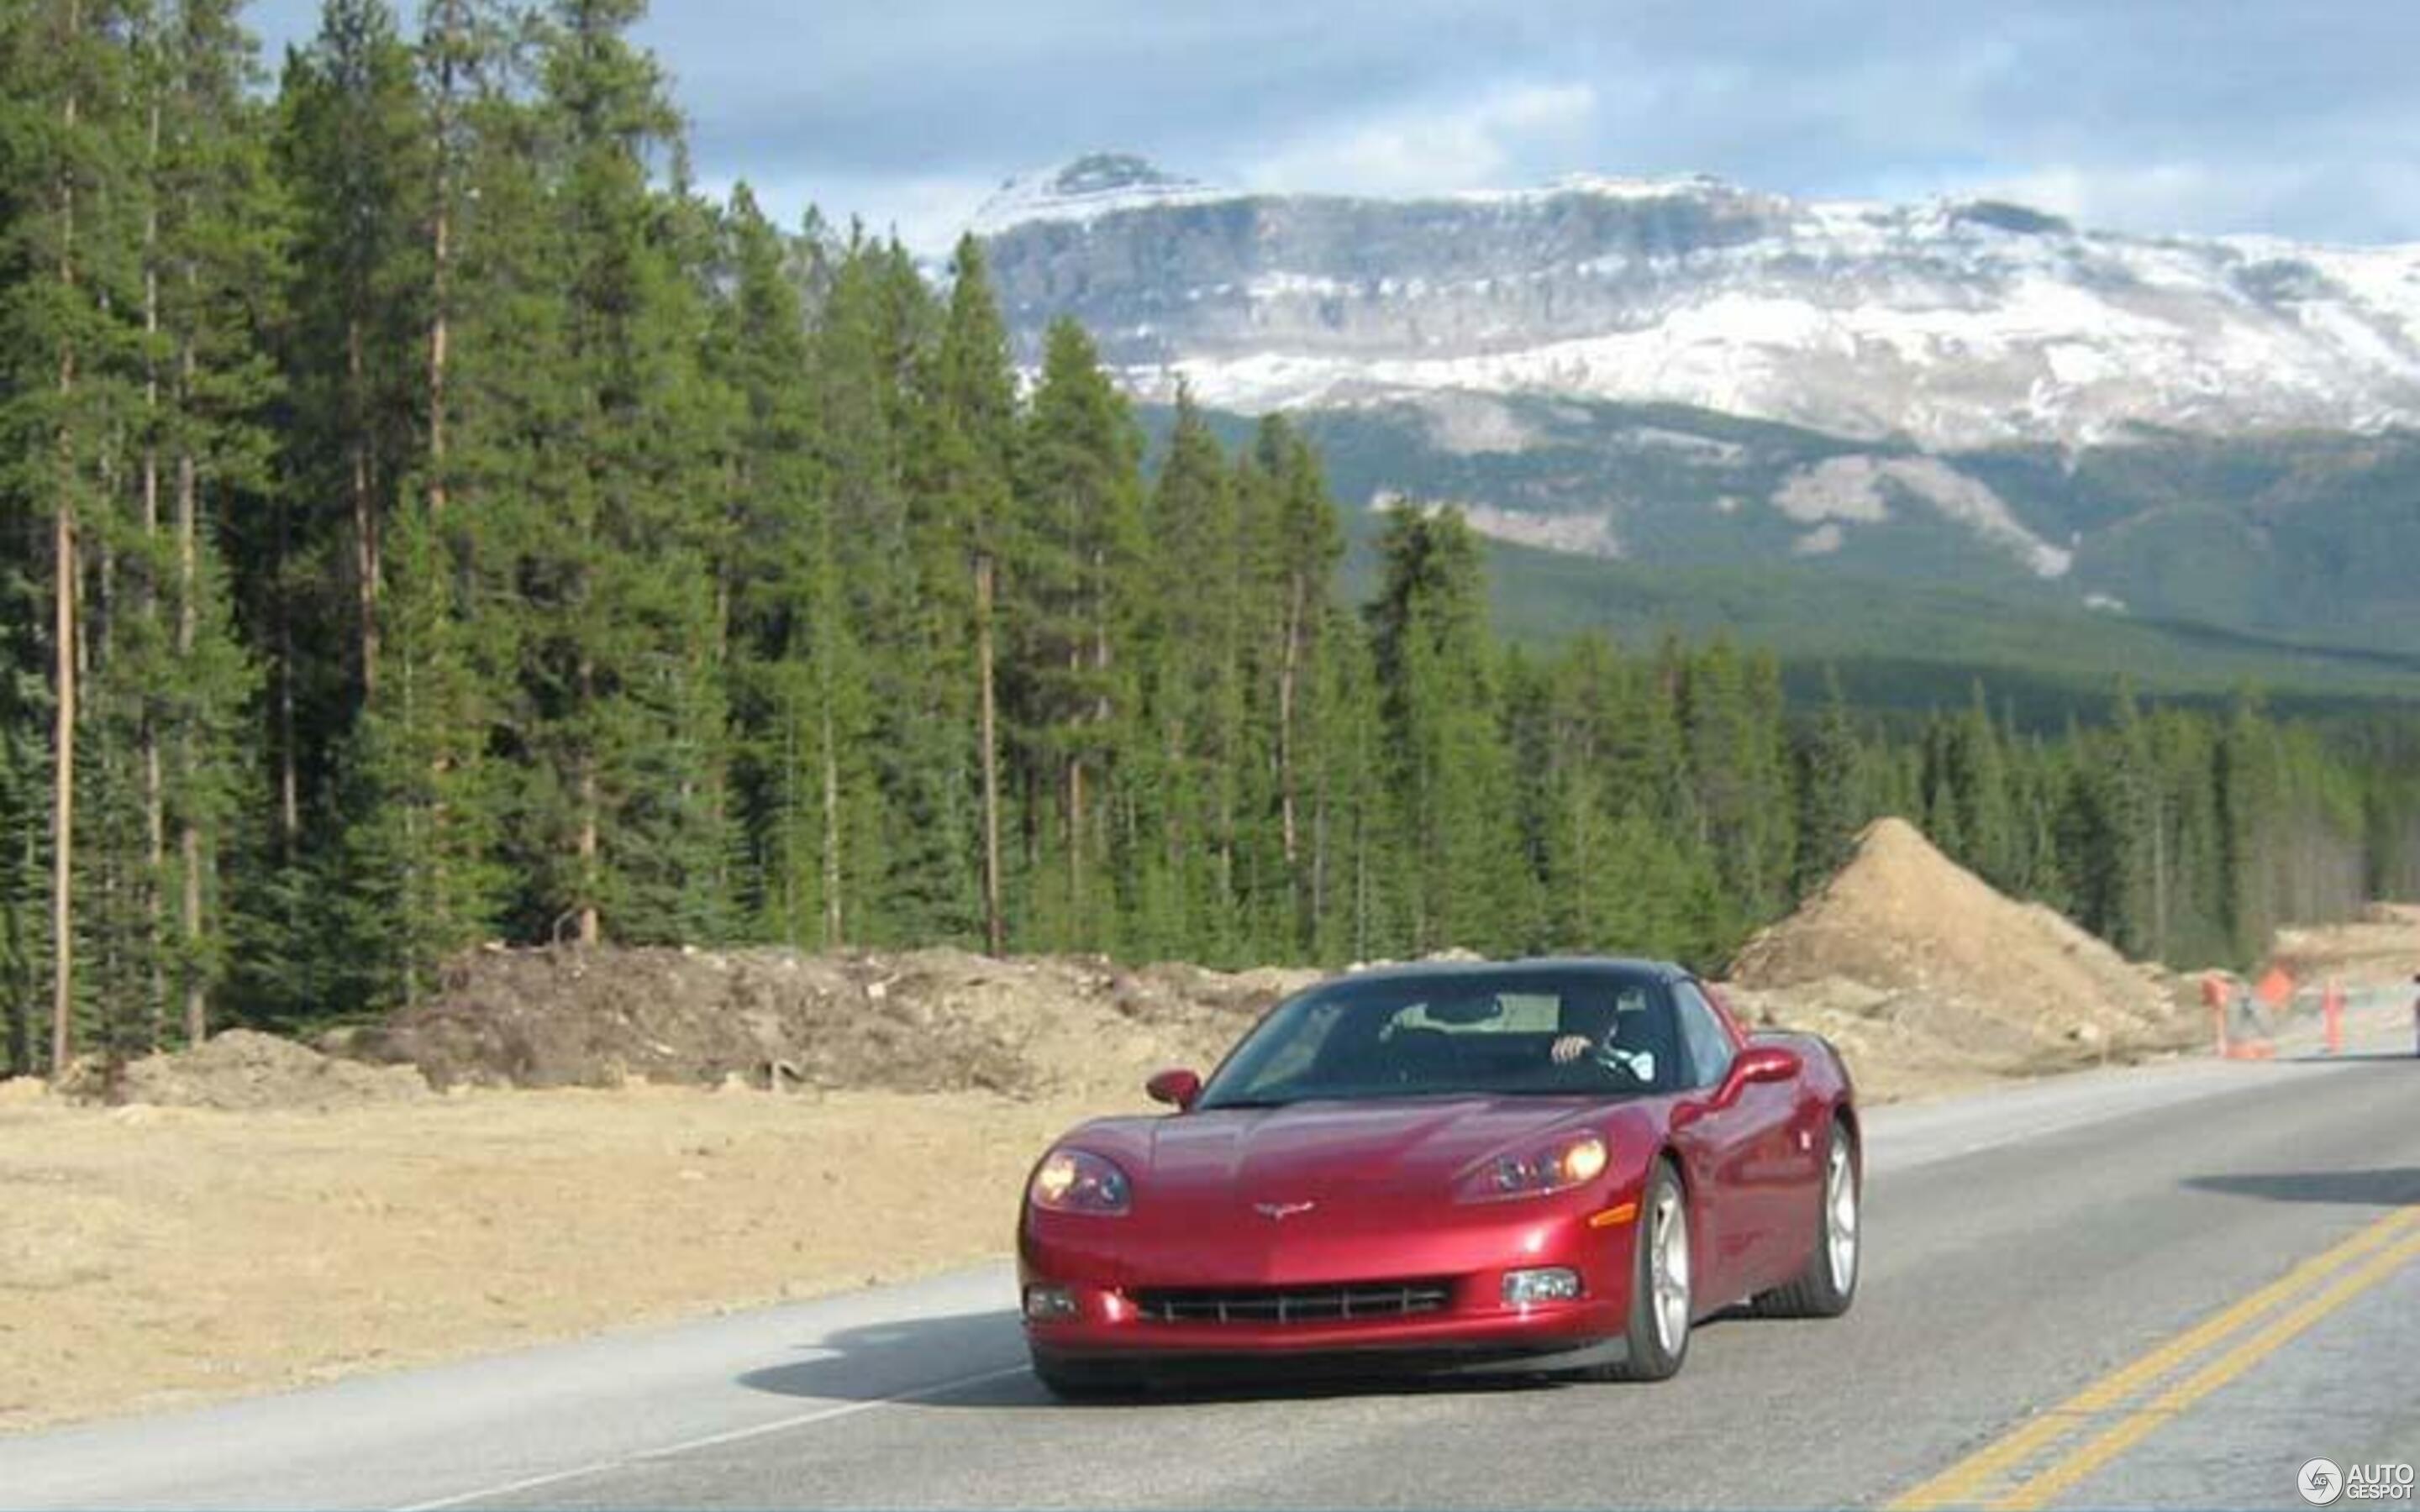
<box><xmin>338</xmin><ymin>946</ymin><xmax>1317</xmax><ymax>1104</ymax></box>
<box><xmin>1725</xmin><ymin>817</ymin><xmax>2196</xmax><ymax>1100</ymax></box>
<box><xmin>320</xmin><ymin>825</ymin><xmax>2198</xmax><ymax>1110</ymax></box>
<box><xmin>55</xmin><ymin>1030</ymin><xmax>432</xmax><ymax>1112</ymax></box>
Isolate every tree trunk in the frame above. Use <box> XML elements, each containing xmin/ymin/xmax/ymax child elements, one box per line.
<box><xmin>576</xmin><ymin>774</ymin><xmax>599</xmax><ymax>945</ymax></box>
<box><xmin>820</xmin><ymin>701</ymin><xmax>842</xmax><ymax>949</ymax></box>
<box><xmin>1278</xmin><ymin>572</ymin><xmax>1305</xmax><ymax>890</ymax></box>
<box><xmin>50</xmin><ymin>55</ymin><xmax>81</xmax><ymax>1076</ymax></box>
<box><xmin>1080</xmin><ymin>547</ymin><xmax>1113</xmax><ymax>931</ymax></box>
<box><xmin>177</xmin><ymin>334</ymin><xmax>204</xmax><ymax>1047</ymax></box>
<box><xmin>1310</xmin><ymin>743</ymin><xmax>1330</xmax><ymax>951</ymax></box>
<box><xmin>575</xmin><ymin>654</ymin><xmax>599</xmax><ymax>946</ymax></box>
<box><xmin>1067</xmin><ymin>755</ymin><xmax>1084</xmax><ymax>926</ymax></box>
<box><xmin>398</xmin><ymin>644</ymin><xmax>421</xmax><ymax>1007</ymax></box>
<box><xmin>2150</xmin><ymin>789</ymin><xmax>2169</xmax><ymax>963</ymax></box>
<box><xmin>975</xmin><ymin>553</ymin><xmax>1004</xmax><ymax>956</ymax></box>
<box><xmin>276</xmin><ymin>499</ymin><xmax>299</xmax><ymax>848</ymax></box>
<box><xmin>1162</xmin><ymin>716</ymin><xmax>1184</xmax><ymax>879</ymax></box>
<box><xmin>1067</xmin><ymin>636</ymin><xmax>1085</xmax><ymax>925</ymax></box>
<box><xmin>350</xmin><ymin>315</ymin><xmax>379</xmax><ymax>695</ymax></box>
<box><xmin>426</xmin><ymin>0</ymin><xmax>458</xmax><ymax>522</ymax></box>
<box><xmin>50</xmin><ymin>501</ymin><xmax>76</xmax><ymax>1075</ymax></box>
<box><xmin>141</xmin><ymin>97</ymin><xmax>165</xmax><ymax>1038</ymax></box>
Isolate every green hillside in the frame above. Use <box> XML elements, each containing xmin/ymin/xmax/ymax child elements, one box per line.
<box><xmin>1149</xmin><ymin>399</ymin><xmax>2420</xmax><ymax>717</ymax></box>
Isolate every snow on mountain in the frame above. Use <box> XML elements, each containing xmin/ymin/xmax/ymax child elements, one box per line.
<box><xmin>973</xmin><ymin>159</ymin><xmax>2420</xmax><ymax>452</ymax></box>
<box><xmin>1773</xmin><ymin>456</ymin><xmax>2072</xmax><ymax>578</ymax></box>
<box><xmin>969</xmin><ymin>153</ymin><xmax>1232</xmax><ymax>236</ymax></box>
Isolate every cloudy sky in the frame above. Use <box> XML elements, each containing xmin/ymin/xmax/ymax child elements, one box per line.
<box><xmin>245</xmin><ymin>0</ymin><xmax>2420</xmax><ymax>253</ymax></box>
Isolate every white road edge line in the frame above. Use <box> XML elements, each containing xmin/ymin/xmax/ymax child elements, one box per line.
<box><xmin>392</xmin><ymin>1362</ymin><xmax>1034</xmax><ymax>1512</ymax></box>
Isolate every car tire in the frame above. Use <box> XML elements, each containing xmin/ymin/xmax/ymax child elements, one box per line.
<box><xmin>1596</xmin><ymin>1158</ymin><xmax>1691</xmax><ymax>1382</ymax></box>
<box><xmin>1029</xmin><ymin>1352</ymin><xmax>1139</xmax><ymax>1402</ymax></box>
<box><xmin>1755</xmin><ymin>1119</ymin><xmax>1860</xmax><ymax>1320</ymax></box>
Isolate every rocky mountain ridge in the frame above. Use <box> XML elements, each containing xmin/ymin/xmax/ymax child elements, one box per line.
<box><xmin>976</xmin><ymin>155</ymin><xmax>2420</xmax><ymax>453</ymax></box>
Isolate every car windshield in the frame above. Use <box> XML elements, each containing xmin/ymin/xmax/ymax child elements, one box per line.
<box><xmin>1196</xmin><ymin>969</ymin><xmax>1680</xmax><ymax>1108</ymax></box>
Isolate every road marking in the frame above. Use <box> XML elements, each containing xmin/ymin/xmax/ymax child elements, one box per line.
<box><xmin>392</xmin><ymin>1362</ymin><xmax>1033</xmax><ymax>1512</ymax></box>
<box><xmin>1886</xmin><ymin>1205</ymin><xmax>2420</xmax><ymax>1511</ymax></box>
<box><xmin>1992</xmin><ymin>1227</ymin><xmax>2420</xmax><ymax>1510</ymax></box>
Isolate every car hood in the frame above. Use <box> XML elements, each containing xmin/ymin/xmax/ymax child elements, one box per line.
<box><xmin>1076</xmin><ymin>1095</ymin><xmax>1610</xmax><ymax>1206</ymax></box>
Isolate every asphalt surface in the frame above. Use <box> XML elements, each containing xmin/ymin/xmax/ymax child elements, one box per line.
<box><xmin>6</xmin><ymin>996</ymin><xmax>2418</xmax><ymax>1511</ymax></box>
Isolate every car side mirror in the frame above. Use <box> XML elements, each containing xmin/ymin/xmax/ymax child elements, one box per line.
<box><xmin>1719</xmin><ymin>1045</ymin><xmax>1800</xmax><ymax>1103</ymax></box>
<box><xmin>1145</xmin><ymin>1068</ymin><xmax>1202</xmax><ymax>1110</ymax></box>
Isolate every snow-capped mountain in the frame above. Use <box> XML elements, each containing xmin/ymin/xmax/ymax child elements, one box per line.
<box><xmin>974</xmin><ymin>157</ymin><xmax>2420</xmax><ymax>451</ymax></box>
<box><xmin>969</xmin><ymin>154</ymin><xmax>1231</xmax><ymax>236</ymax></box>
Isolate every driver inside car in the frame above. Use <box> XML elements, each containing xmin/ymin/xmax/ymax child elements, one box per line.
<box><xmin>1548</xmin><ymin>990</ymin><xmax>1661</xmax><ymax>1084</ymax></box>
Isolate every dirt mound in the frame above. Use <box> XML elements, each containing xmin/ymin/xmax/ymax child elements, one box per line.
<box><xmin>64</xmin><ymin>1030</ymin><xmax>432</xmax><ymax>1111</ymax></box>
<box><xmin>345</xmin><ymin>946</ymin><xmax>1322</xmax><ymax>1100</ymax></box>
<box><xmin>1728</xmin><ymin>817</ymin><xmax>2190</xmax><ymax>1079</ymax></box>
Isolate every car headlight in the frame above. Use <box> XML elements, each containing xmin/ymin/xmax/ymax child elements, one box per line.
<box><xmin>1028</xmin><ymin>1148</ymin><xmax>1132</xmax><ymax>1215</ymax></box>
<box><xmin>1461</xmin><ymin>1132</ymin><xmax>1608</xmax><ymax>1202</ymax></box>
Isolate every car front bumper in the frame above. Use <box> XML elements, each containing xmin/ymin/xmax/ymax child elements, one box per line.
<box><xmin>1018</xmin><ymin>1198</ymin><xmax>1639</xmax><ymax>1378</ymax></box>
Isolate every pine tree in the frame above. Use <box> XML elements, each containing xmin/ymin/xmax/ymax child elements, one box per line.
<box><xmin>2216</xmin><ymin>690</ymin><xmax>2281</xmax><ymax>960</ymax></box>
<box><xmin>1307</xmin><ymin>603</ymin><xmax>1386</xmax><ymax>964</ymax></box>
<box><xmin>1134</xmin><ymin>387</ymin><xmax>1249</xmax><ymax>957</ymax></box>
<box><xmin>797</xmin><ymin>234</ymin><xmax>913</xmax><ymax>946</ymax></box>
<box><xmin>497</xmin><ymin>0</ymin><xmax>730</xmax><ymax>946</ymax></box>
<box><xmin>713</xmin><ymin>186</ymin><xmax>821</xmax><ymax>944</ymax></box>
<box><xmin>0</xmin><ymin>0</ymin><xmax>149</xmax><ymax>1068</ymax></box>
<box><xmin>1367</xmin><ymin>502</ymin><xmax>1518</xmax><ymax>955</ymax></box>
<box><xmin>1791</xmin><ymin>664</ymin><xmax>1865</xmax><ymax>897</ymax></box>
<box><xmin>0</xmin><ymin>643</ymin><xmax>43</xmax><ymax>1070</ymax></box>
<box><xmin>1011</xmin><ymin>318</ymin><xmax>1144</xmax><ymax>949</ymax></box>
<box><xmin>148</xmin><ymin>0</ymin><xmax>284</xmax><ymax>1042</ymax></box>
<box><xmin>1679</xmin><ymin>638</ymin><xmax>1791</xmax><ymax>931</ymax></box>
<box><xmin>268</xmin><ymin>0</ymin><xmax>426</xmax><ymax>806</ymax></box>
<box><xmin>339</xmin><ymin>498</ymin><xmax>503</xmax><ymax>1005</ymax></box>
<box><xmin>1246</xmin><ymin>416</ymin><xmax>1344</xmax><ymax>946</ymax></box>
<box><xmin>1534</xmin><ymin>634</ymin><xmax>1622</xmax><ymax>951</ymax></box>
<box><xmin>906</xmin><ymin>234</ymin><xmax>1019</xmax><ymax>953</ymax></box>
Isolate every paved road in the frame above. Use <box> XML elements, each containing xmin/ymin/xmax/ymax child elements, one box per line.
<box><xmin>6</xmin><ymin>998</ymin><xmax>2417</xmax><ymax>1511</ymax></box>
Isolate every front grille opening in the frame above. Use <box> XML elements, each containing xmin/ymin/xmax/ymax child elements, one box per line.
<box><xmin>1129</xmin><ymin>1278</ymin><xmax>1455</xmax><ymax>1325</ymax></box>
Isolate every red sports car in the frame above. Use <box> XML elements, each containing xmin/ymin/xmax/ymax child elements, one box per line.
<box><xmin>1018</xmin><ymin>958</ymin><xmax>1859</xmax><ymax>1396</ymax></box>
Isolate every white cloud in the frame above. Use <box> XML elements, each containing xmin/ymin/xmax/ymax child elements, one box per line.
<box><xmin>699</xmin><ymin>171</ymin><xmax>997</xmax><ymax>255</ymax></box>
<box><xmin>1245</xmin><ymin>81</ymin><xmax>1598</xmax><ymax>197</ymax></box>
<box><xmin>1925</xmin><ymin>159</ymin><xmax>2420</xmax><ymax>244</ymax></box>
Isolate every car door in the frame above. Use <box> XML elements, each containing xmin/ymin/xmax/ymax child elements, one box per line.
<box><xmin>1669</xmin><ymin>979</ymin><xmax>1803</xmax><ymax>1299</ymax></box>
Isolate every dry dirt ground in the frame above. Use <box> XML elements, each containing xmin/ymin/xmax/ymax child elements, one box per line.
<box><xmin>1</xmin><ymin>952</ymin><xmax>1310</xmax><ymax>1435</ymax></box>
<box><xmin>0</xmin><ymin>1081</ymin><xmax>1114</xmax><ymax>1433</ymax></box>
<box><xmin>2</xmin><ymin>819</ymin><xmax>2407</xmax><ymax>1436</ymax></box>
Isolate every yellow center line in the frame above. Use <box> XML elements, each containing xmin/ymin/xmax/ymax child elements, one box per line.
<box><xmin>1992</xmin><ymin>1226</ymin><xmax>2420</xmax><ymax>1510</ymax></box>
<box><xmin>1886</xmin><ymin>1205</ymin><xmax>2420</xmax><ymax>1511</ymax></box>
